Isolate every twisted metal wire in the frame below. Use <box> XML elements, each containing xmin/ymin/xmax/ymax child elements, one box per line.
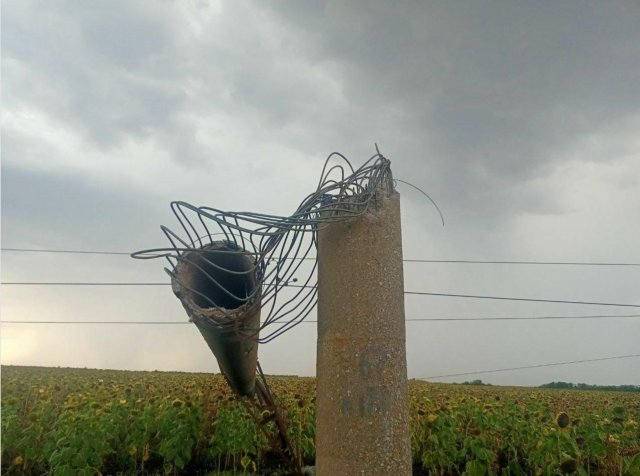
<box><xmin>132</xmin><ymin>151</ymin><xmax>397</xmax><ymax>343</ymax></box>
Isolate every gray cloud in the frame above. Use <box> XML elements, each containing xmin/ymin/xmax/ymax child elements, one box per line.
<box><xmin>261</xmin><ymin>1</ymin><xmax>640</xmax><ymax>222</ymax></box>
<box><xmin>1</xmin><ymin>164</ymin><xmax>167</xmax><ymax>252</ymax></box>
<box><xmin>2</xmin><ymin>0</ymin><xmax>638</xmax><ymax>385</ymax></box>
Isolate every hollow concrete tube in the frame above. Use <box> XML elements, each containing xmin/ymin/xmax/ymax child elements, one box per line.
<box><xmin>316</xmin><ymin>191</ymin><xmax>411</xmax><ymax>476</ymax></box>
<box><xmin>171</xmin><ymin>242</ymin><xmax>260</xmax><ymax>396</ymax></box>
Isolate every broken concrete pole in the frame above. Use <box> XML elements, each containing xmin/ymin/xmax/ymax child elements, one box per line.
<box><xmin>171</xmin><ymin>241</ymin><xmax>260</xmax><ymax>396</ymax></box>
<box><xmin>316</xmin><ymin>191</ymin><xmax>411</xmax><ymax>475</ymax></box>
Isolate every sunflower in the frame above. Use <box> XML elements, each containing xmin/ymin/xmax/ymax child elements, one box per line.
<box><xmin>556</xmin><ymin>412</ymin><xmax>570</xmax><ymax>428</ymax></box>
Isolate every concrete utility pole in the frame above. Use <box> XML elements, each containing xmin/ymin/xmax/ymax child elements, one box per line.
<box><xmin>316</xmin><ymin>189</ymin><xmax>412</xmax><ymax>475</ymax></box>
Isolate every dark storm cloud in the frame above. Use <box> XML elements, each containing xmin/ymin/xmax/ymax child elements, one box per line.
<box><xmin>2</xmin><ymin>0</ymin><xmax>354</xmax><ymax>168</ymax></box>
<box><xmin>259</xmin><ymin>1</ymin><xmax>640</xmax><ymax>223</ymax></box>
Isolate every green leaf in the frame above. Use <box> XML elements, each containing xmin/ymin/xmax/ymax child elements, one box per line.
<box><xmin>464</xmin><ymin>459</ymin><xmax>487</xmax><ymax>476</ymax></box>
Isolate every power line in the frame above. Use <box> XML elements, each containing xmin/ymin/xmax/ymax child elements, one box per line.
<box><xmin>405</xmin><ymin>314</ymin><xmax>640</xmax><ymax>321</ymax></box>
<box><xmin>4</xmin><ymin>281</ymin><xmax>639</xmax><ymax>308</ymax></box>
<box><xmin>2</xmin><ymin>314</ymin><xmax>639</xmax><ymax>325</ymax></box>
<box><xmin>2</xmin><ymin>282</ymin><xmax>169</xmax><ymax>286</ymax></box>
<box><xmin>404</xmin><ymin>259</ymin><xmax>640</xmax><ymax>266</ymax></box>
<box><xmin>4</xmin><ymin>320</ymin><xmax>639</xmax><ymax>380</ymax></box>
<box><xmin>404</xmin><ymin>291</ymin><xmax>640</xmax><ymax>308</ymax></box>
<box><xmin>2</xmin><ymin>248</ymin><xmax>639</xmax><ymax>266</ymax></box>
<box><xmin>2</xmin><ymin>248</ymin><xmax>131</xmax><ymax>256</ymax></box>
<box><xmin>0</xmin><ymin>321</ymin><xmax>192</xmax><ymax>325</ymax></box>
<box><xmin>422</xmin><ymin>354</ymin><xmax>640</xmax><ymax>380</ymax></box>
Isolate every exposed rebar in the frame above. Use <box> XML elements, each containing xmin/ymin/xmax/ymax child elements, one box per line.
<box><xmin>132</xmin><ymin>151</ymin><xmax>398</xmax><ymax>343</ymax></box>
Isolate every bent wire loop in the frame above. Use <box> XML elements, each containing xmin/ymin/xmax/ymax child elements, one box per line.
<box><xmin>132</xmin><ymin>151</ymin><xmax>430</xmax><ymax>343</ymax></box>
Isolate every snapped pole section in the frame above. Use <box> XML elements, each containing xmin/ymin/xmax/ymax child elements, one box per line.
<box><xmin>316</xmin><ymin>190</ymin><xmax>412</xmax><ymax>476</ymax></box>
<box><xmin>170</xmin><ymin>242</ymin><xmax>302</xmax><ymax>474</ymax></box>
<box><xmin>171</xmin><ymin>242</ymin><xmax>261</xmax><ymax>396</ymax></box>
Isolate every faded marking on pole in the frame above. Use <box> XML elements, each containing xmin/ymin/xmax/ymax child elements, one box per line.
<box><xmin>338</xmin><ymin>345</ymin><xmax>392</xmax><ymax>417</ymax></box>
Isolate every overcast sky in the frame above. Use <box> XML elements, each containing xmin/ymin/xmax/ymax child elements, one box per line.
<box><xmin>2</xmin><ymin>0</ymin><xmax>639</xmax><ymax>386</ymax></box>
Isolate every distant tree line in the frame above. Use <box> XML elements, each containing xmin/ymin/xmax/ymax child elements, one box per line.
<box><xmin>540</xmin><ymin>381</ymin><xmax>640</xmax><ymax>392</ymax></box>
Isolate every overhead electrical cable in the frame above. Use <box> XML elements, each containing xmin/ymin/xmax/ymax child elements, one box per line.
<box><xmin>2</xmin><ymin>314</ymin><xmax>640</xmax><ymax>325</ymax></box>
<box><xmin>403</xmin><ymin>290</ymin><xmax>640</xmax><ymax>308</ymax></box>
<box><xmin>2</xmin><ymin>248</ymin><xmax>639</xmax><ymax>266</ymax></box>
<box><xmin>2</xmin><ymin>248</ymin><xmax>131</xmax><ymax>256</ymax></box>
<box><xmin>403</xmin><ymin>259</ymin><xmax>640</xmax><ymax>266</ymax></box>
<box><xmin>422</xmin><ymin>354</ymin><xmax>640</xmax><ymax>380</ymax></box>
<box><xmin>2</xmin><ymin>282</ymin><xmax>169</xmax><ymax>286</ymax></box>
<box><xmin>0</xmin><ymin>321</ymin><xmax>193</xmax><ymax>325</ymax></box>
<box><xmin>3</xmin><ymin>281</ymin><xmax>639</xmax><ymax>308</ymax></box>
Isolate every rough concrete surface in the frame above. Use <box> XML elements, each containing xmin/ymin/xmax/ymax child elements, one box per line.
<box><xmin>316</xmin><ymin>192</ymin><xmax>411</xmax><ymax>476</ymax></box>
<box><xmin>171</xmin><ymin>243</ymin><xmax>261</xmax><ymax>396</ymax></box>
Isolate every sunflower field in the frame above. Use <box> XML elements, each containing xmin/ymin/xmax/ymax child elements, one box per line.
<box><xmin>1</xmin><ymin>366</ymin><xmax>639</xmax><ymax>475</ymax></box>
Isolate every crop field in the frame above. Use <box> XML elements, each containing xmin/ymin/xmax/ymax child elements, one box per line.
<box><xmin>1</xmin><ymin>366</ymin><xmax>639</xmax><ymax>476</ymax></box>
